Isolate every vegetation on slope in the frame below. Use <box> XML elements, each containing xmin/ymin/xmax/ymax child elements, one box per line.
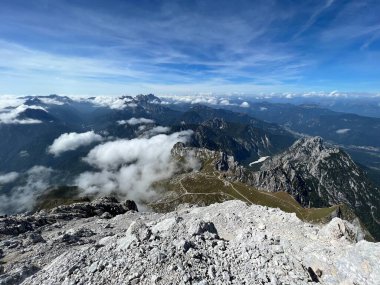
<box><xmin>149</xmin><ymin>154</ymin><xmax>340</xmax><ymax>224</ymax></box>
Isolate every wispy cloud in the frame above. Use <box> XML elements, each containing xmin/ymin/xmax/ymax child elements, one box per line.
<box><xmin>0</xmin><ymin>1</ymin><xmax>309</xmax><ymax>94</ymax></box>
<box><xmin>0</xmin><ymin>0</ymin><xmax>379</xmax><ymax>94</ymax></box>
<box><xmin>0</xmin><ymin>166</ymin><xmax>53</xmax><ymax>214</ymax></box>
<box><xmin>0</xmin><ymin>40</ymin><xmax>147</xmax><ymax>80</ymax></box>
<box><xmin>294</xmin><ymin>0</ymin><xmax>335</xmax><ymax>38</ymax></box>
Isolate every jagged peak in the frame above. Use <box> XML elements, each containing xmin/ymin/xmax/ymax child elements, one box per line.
<box><xmin>291</xmin><ymin>136</ymin><xmax>324</xmax><ymax>149</ymax></box>
<box><xmin>119</xmin><ymin>95</ymin><xmax>134</xmax><ymax>100</ymax></box>
<box><xmin>288</xmin><ymin>136</ymin><xmax>341</xmax><ymax>156</ymax></box>
<box><xmin>135</xmin><ymin>94</ymin><xmax>161</xmax><ymax>103</ymax></box>
<box><xmin>201</xmin><ymin>117</ymin><xmax>228</xmax><ymax>129</ymax></box>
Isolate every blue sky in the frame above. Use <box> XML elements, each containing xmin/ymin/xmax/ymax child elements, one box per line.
<box><xmin>0</xmin><ymin>0</ymin><xmax>379</xmax><ymax>95</ymax></box>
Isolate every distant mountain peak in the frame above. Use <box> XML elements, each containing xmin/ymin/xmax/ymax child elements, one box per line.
<box><xmin>18</xmin><ymin>108</ymin><xmax>56</xmax><ymax>123</ymax></box>
<box><xmin>135</xmin><ymin>94</ymin><xmax>161</xmax><ymax>104</ymax></box>
<box><xmin>22</xmin><ymin>95</ymin><xmax>73</xmax><ymax>106</ymax></box>
<box><xmin>242</xmin><ymin>136</ymin><xmax>380</xmax><ymax>240</ymax></box>
<box><xmin>295</xmin><ymin>136</ymin><xmax>324</xmax><ymax>146</ymax></box>
<box><xmin>201</xmin><ymin>117</ymin><xmax>227</xmax><ymax>129</ymax></box>
<box><xmin>24</xmin><ymin>97</ymin><xmax>43</xmax><ymax>106</ymax></box>
<box><xmin>288</xmin><ymin>136</ymin><xmax>337</xmax><ymax>156</ymax></box>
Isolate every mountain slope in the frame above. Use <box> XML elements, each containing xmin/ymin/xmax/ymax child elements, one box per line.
<box><xmin>228</xmin><ymin>102</ymin><xmax>380</xmax><ymax>147</ymax></box>
<box><xmin>223</xmin><ymin>101</ymin><xmax>380</xmax><ymax>184</ymax></box>
<box><xmin>238</xmin><ymin>137</ymin><xmax>380</xmax><ymax>240</ymax></box>
<box><xmin>172</xmin><ymin>117</ymin><xmax>295</xmax><ymax>165</ymax></box>
<box><xmin>148</xmin><ymin>143</ymin><xmax>360</xmax><ymax>226</ymax></box>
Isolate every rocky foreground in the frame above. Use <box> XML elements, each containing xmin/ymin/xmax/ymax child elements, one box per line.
<box><xmin>0</xmin><ymin>198</ymin><xmax>379</xmax><ymax>285</ymax></box>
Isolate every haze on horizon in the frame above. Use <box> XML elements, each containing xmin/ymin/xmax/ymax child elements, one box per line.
<box><xmin>0</xmin><ymin>0</ymin><xmax>379</xmax><ymax>96</ymax></box>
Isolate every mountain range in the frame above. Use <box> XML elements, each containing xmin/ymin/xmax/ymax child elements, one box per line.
<box><xmin>0</xmin><ymin>94</ymin><xmax>379</xmax><ymax>241</ymax></box>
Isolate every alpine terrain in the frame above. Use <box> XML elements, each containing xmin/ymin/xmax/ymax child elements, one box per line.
<box><xmin>1</xmin><ymin>94</ymin><xmax>379</xmax><ymax>285</ymax></box>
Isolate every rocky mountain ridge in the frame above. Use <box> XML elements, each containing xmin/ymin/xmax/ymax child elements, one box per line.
<box><xmin>246</xmin><ymin>137</ymin><xmax>380</xmax><ymax>240</ymax></box>
<box><xmin>1</xmin><ymin>197</ymin><xmax>379</xmax><ymax>285</ymax></box>
<box><xmin>172</xmin><ymin>137</ymin><xmax>380</xmax><ymax>240</ymax></box>
<box><xmin>173</xmin><ymin>106</ymin><xmax>296</xmax><ymax>164</ymax></box>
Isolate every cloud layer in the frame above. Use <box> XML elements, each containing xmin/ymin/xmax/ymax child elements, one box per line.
<box><xmin>91</xmin><ymin>96</ymin><xmax>136</xmax><ymax>110</ymax></box>
<box><xmin>117</xmin><ymin>117</ymin><xmax>155</xmax><ymax>125</ymax></box>
<box><xmin>0</xmin><ymin>172</ymin><xmax>19</xmax><ymax>184</ymax></box>
<box><xmin>0</xmin><ymin>166</ymin><xmax>53</xmax><ymax>214</ymax></box>
<box><xmin>48</xmin><ymin>131</ymin><xmax>103</xmax><ymax>156</ymax></box>
<box><xmin>75</xmin><ymin>130</ymin><xmax>193</xmax><ymax>203</ymax></box>
<box><xmin>142</xmin><ymin>126</ymin><xmax>171</xmax><ymax>137</ymax></box>
<box><xmin>0</xmin><ymin>104</ymin><xmax>45</xmax><ymax>124</ymax></box>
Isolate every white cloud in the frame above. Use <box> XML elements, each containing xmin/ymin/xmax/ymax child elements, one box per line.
<box><xmin>336</xmin><ymin>128</ymin><xmax>350</xmax><ymax>134</ymax></box>
<box><xmin>285</xmin><ymin>93</ymin><xmax>294</xmax><ymax>99</ymax></box>
<box><xmin>220</xmin><ymin>99</ymin><xmax>231</xmax><ymax>105</ymax></box>
<box><xmin>89</xmin><ymin>96</ymin><xmax>134</xmax><ymax>109</ymax></box>
<box><xmin>48</xmin><ymin>131</ymin><xmax>103</xmax><ymax>156</ymax></box>
<box><xmin>0</xmin><ymin>104</ymin><xmax>46</xmax><ymax>124</ymax></box>
<box><xmin>0</xmin><ymin>172</ymin><xmax>19</xmax><ymax>184</ymax></box>
<box><xmin>159</xmin><ymin>94</ymin><xmax>240</xmax><ymax>106</ymax></box>
<box><xmin>143</xmin><ymin>126</ymin><xmax>171</xmax><ymax>137</ymax></box>
<box><xmin>329</xmin><ymin>90</ymin><xmax>340</xmax><ymax>97</ymax></box>
<box><xmin>249</xmin><ymin>156</ymin><xmax>270</xmax><ymax>166</ymax></box>
<box><xmin>0</xmin><ymin>95</ymin><xmax>25</xmax><ymax>110</ymax></box>
<box><xmin>76</xmin><ymin>130</ymin><xmax>193</xmax><ymax>203</ymax></box>
<box><xmin>38</xmin><ymin>97</ymin><xmax>65</xmax><ymax>105</ymax></box>
<box><xmin>191</xmin><ymin>96</ymin><xmax>219</xmax><ymax>105</ymax></box>
<box><xmin>127</xmin><ymin>103</ymin><xmax>138</xmax><ymax>108</ymax></box>
<box><xmin>240</xmin><ymin>101</ymin><xmax>250</xmax><ymax>108</ymax></box>
<box><xmin>19</xmin><ymin>150</ymin><xmax>29</xmax><ymax>157</ymax></box>
<box><xmin>117</xmin><ymin>117</ymin><xmax>155</xmax><ymax>125</ymax></box>
<box><xmin>0</xmin><ymin>166</ymin><xmax>53</xmax><ymax>214</ymax></box>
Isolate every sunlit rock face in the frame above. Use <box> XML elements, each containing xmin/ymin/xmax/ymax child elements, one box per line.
<box><xmin>1</xmin><ymin>199</ymin><xmax>379</xmax><ymax>285</ymax></box>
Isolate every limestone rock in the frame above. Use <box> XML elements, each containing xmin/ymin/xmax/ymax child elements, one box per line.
<box><xmin>0</xmin><ymin>200</ymin><xmax>378</xmax><ymax>285</ymax></box>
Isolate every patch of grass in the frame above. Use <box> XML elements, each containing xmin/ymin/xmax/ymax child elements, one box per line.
<box><xmin>150</xmin><ymin>158</ymin><xmax>338</xmax><ymax>224</ymax></box>
<box><xmin>200</xmin><ymin>158</ymin><xmax>217</xmax><ymax>174</ymax></box>
<box><xmin>182</xmin><ymin>175</ymin><xmax>227</xmax><ymax>194</ymax></box>
<box><xmin>150</xmin><ymin>193</ymin><xmax>231</xmax><ymax>213</ymax></box>
<box><xmin>34</xmin><ymin>186</ymin><xmax>91</xmax><ymax>211</ymax></box>
<box><xmin>231</xmin><ymin>182</ymin><xmax>337</xmax><ymax>222</ymax></box>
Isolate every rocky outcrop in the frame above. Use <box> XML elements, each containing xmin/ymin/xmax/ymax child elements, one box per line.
<box><xmin>246</xmin><ymin>137</ymin><xmax>365</xmax><ymax>204</ymax></box>
<box><xmin>243</xmin><ymin>137</ymin><xmax>380</xmax><ymax>240</ymax></box>
<box><xmin>215</xmin><ymin>152</ymin><xmax>230</xmax><ymax>171</ymax></box>
<box><xmin>0</xmin><ymin>200</ymin><xmax>378</xmax><ymax>285</ymax></box>
<box><xmin>0</xmin><ymin>197</ymin><xmax>137</xmax><ymax>238</ymax></box>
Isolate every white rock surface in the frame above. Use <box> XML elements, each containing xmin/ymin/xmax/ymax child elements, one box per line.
<box><xmin>1</xmin><ymin>200</ymin><xmax>379</xmax><ymax>285</ymax></box>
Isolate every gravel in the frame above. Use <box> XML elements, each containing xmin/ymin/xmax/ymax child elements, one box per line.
<box><xmin>0</xmin><ymin>199</ymin><xmax>379</xmax><ymax>285</ymax></box>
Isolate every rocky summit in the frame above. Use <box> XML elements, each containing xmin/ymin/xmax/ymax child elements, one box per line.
<box><xmin>1</xmin><ymin>198</ymin><xmax>379</xmax><ymax>285</ymax></box>
<box><xmin>246</xmin><ymin>137</ymin><xmax>380</xmax><ymax>240</ymax></box>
